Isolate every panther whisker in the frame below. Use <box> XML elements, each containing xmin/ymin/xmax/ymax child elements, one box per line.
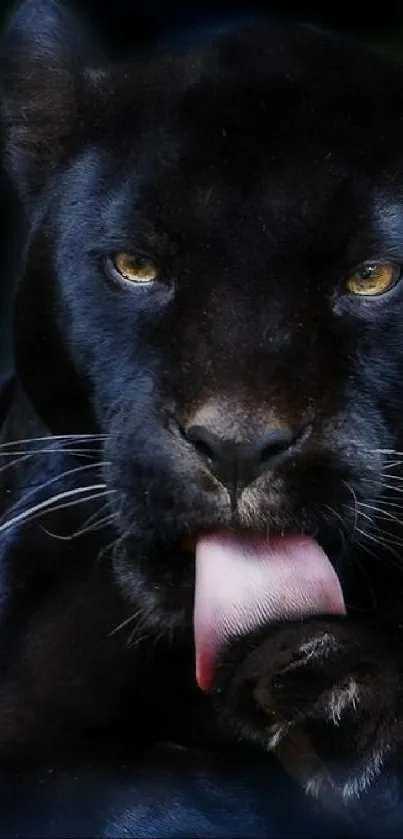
<box><xmin>356</xmin><ymin>447</ymin><xmax>403</xmax><ymax>456</ymax></box>
<box><xmin>354</xmin><ymin>536</ymin><xmax>403</xmax><ymax>582</ymax></box>
<box><xmin>1</xmin><ymin>461</ymin><xmax>110</xmax><ymax>526</ymax></box>
<box><xmin>368</xmin><ymin>523</ymin><xmax>403</xmax><ymax>548</ymax></box>
<box><xmin>350</xmin><ymin>549</ymin><xmax>379</xmax><ymax>614</ymax></box>
<box><xmin>363</xmin><ymin>479</ymin><xmax>403</xmax><ymax>494</ymax></box>
<box><xmin>75</xmin><ymin>501</ymin><xmax>113</xmax><ymax>531</ymax></box>
<box><xmin>368</xmin><ymin>515</ymin><xmax>403</xmax><ymax>529</ymax></box>
<box><xmin>355</xmin><ymin>512</ymin><xmax>403</xmax><ymax>554</ymax></box>
<box><xmin>356</xmin><ymin>505</ymin><xmax>403</xmax><ymax>543</ymax></box>
<box><xmin>127</xmin><ymin>615</ymin><xmax>164</xmax><ymax>650</ymax></box>
<box><xmin>127</xmin><ymin>632</ymin><xmax>153</xmax><ymax>649</ymax></box>
<box><xmin>109</xmin><ymin>610</ymin><xmax>143</xmax><ymax>637</ymax></box>
<box><xmin>0</xmin><ymin>447</ymin><xmax>103</xmax><ymax>457</ymax></box>
<box><xmin>354</xmin><ymin>526</ymin><xmax>403</xmax><ymax>569</ymax></box>
<box><xmin>0</xmin><ymin>452</ymin><xmax>37</xmax><ymax>475</ymax></box>
<box><xmin>30</xmin><ymin>492</ymin><xmax>113</xmax><ymax>528</ymax></box>
<box><xmin>363</xmin><ymin>475</ymin><xmax>402</xmax><ymax>484</ymax></box>
<box><xmin>94</xmin><ymin>534</ymin><xmax>120</xmax><ymax>569</ymax></box>
<box><xmin>0</xmin><ymin>448</ymin><xmax>103</xmax><ymax>475</ymax></box>
<box><xmin>340</xmin><ymin>480</ymin><xmax>359</xmax><ymax>538</ymax></box>
<box><xmin>72</xmin><ymin>511</ymin><xmax>114</xmax><ymax>538</ymax></box>
<box><xmin>366</xmin><ymin>497</ymin><xmax>403</xmax><ymax>509</ymax></box>
<box><xmin>356</xmin><ymin>510</ymin><xmax>374</xmax><ymax>525</ymax></box>
<box><xmin>323</xmin><ymin>502</ymin><xmax>348</xmax><ymax>534</ymax></box>
<box><xmin>381</xmin><ymin>461</ymin><xmax>403</xmax><ymax>470</ymax></box>
<box><xmin>365</xmin><ymin>530</ymin><xmax>403</xmax><ymax>550</ymax></box>
<box><xmin>39</xmin><ymin>511</ymin><xmax>114</xmax><ymax>542</ymax></box>
<box><xmin>0</xmin><ymin>433</ymin><xmax>106</xmax><ymax>450</ymax></box>
<box><xmin>358</xmin><ymin>502</ymin><xmax>403</xmax><ymax>527</ymax></box>
<box><xmin>0</xmin><ymin>485</ymin><xmax>111</xmax><ymax>535</ymax></box>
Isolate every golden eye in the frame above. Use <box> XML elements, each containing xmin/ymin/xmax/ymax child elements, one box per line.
<box><xmin>345</xmin><ymin>263</ymin><xmax>400</xmax><ymax>297</ymax></box>
<box><xmin>113</xmin><ymin>252</ymin><xmax>158</xmax><ymax>284</ymax></box>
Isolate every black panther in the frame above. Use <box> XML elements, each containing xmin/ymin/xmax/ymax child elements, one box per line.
<box><xmin>2</xmin><ymin>0</ymin><xmax>403</xmax><ymax>820</ymax></box>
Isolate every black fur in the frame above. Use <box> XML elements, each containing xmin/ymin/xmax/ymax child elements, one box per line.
<box><xmin>2</xmin><ymin>0</ymin><xmax>403</xmax><ymax>819</ymax></box>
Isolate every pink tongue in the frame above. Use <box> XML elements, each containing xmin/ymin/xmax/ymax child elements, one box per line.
<box><xmin>194</xmin><ymin>532</ymin><xmax>346</xmax><ymax>692</ymax></box>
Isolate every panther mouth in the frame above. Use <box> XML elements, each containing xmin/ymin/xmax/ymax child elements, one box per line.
<box><xmin>191</xmin><ymin>530</ymin><xmax>346</xmax><ymax>693</ymax></box>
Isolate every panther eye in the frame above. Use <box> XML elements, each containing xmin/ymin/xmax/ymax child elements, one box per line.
<box><xmin>110</xmin><ymin>252</ymin><xmax>159</xmax><ymax>284</ymax></box>
<box><xmin>344</xmin><ymin>262</ymin><xmax>400</xmax><ymax>297</ymax></box>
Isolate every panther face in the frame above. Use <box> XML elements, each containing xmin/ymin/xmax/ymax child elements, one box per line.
<box><xmin>3</xmin><ymin>1</ymin><xmax>403</xmax><ymax>649</ymax></box>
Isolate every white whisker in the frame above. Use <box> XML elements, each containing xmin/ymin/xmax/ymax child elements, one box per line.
<box><xmin>0</xmin><ymin>449</ymin><xmax>102</xmax><ymax>476</ymax></box>
<box><xmin>357</xmin><ymin>447</ymin><xmax>403</xmax><ymax>456</ymax></box>
<box><xmin>358</xmin><ymin>502</ymin><xmax>403</xmax><ymax>526</ymax></box>
<box><xmin>367</xmin><ymin>499</ymin><xmax>403</xmax><ymax>509</ymax></box>
<box><xmin>0</xmin><ymin>433</ymin><xmax>106</xmax><ymax>451</ymax></box>
<box><xmin>74</xmin><ymin>501</ymin><xmax>112</xmax><ymax>533</ymax></box>
<box><xmin>0</xmin><ymin>485</ymin><xmax>110</xmax><ymax>535</ymax></box>
<box><xmin>109</xmin><ymin>610</ymin><xmax>142</xmax><ymax>637</ymax></box>
<box><xmin>40</xmin><ymin>512</ymin><xmax>114</xmax><ymax>541</ymax></box>
<box><xmin>354</xmin><ymin>526</ymin><xmax>403</xmax><ymax>568</ymax></box>
<box><xmin>0</xmin><ymin>452</ymin><xmax>36</xmax><ymax>476</ymax></box>
<box><xmin>39</xmin><ymin>498</ymin><xmax>114</xmax><ymax>540</ymax></box>
<box><xmin>342</xmin><ymin>480</ymin><xmax>358</xmax><ymax>537</ymax></box>
<box><xmin>0</xmin><ymin>448</ymin><xmax>102</xmax><ymax>458</ymax></box>
<box><xmin>363</xmin><ymin>479</ymin><xmax>403</xmax><ymax>494</ymax></box>
<box><xmin>95</xmin><ymin>535</ymin><xmax>120</xmax><ymax>568</ymax></box>
<box><xmin>357</xmin><ymin>510</ymin><xmax>374</xmax><ymax>525</ymax></box>
<box><xmin>2</xmin><ymin>461</ymin><xmax>110</xmax><ymax>526</ymax></box>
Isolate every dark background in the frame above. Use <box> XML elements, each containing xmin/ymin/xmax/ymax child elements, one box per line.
<box><xmin>1</xmin><ymin>0</ymin><xmax>403</xmax><ymax>373</ymax></box>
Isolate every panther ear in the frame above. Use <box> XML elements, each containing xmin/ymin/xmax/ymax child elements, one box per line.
<box><xmin>0</xmin><ymin>0</ymin><xmax>103</xmax><ymax>207</ymax></box>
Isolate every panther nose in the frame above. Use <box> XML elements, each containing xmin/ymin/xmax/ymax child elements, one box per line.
<box><xmin>186</xmin><ymin>423</ymin><xmax>307</xmax><ymax>491</ymax></box>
